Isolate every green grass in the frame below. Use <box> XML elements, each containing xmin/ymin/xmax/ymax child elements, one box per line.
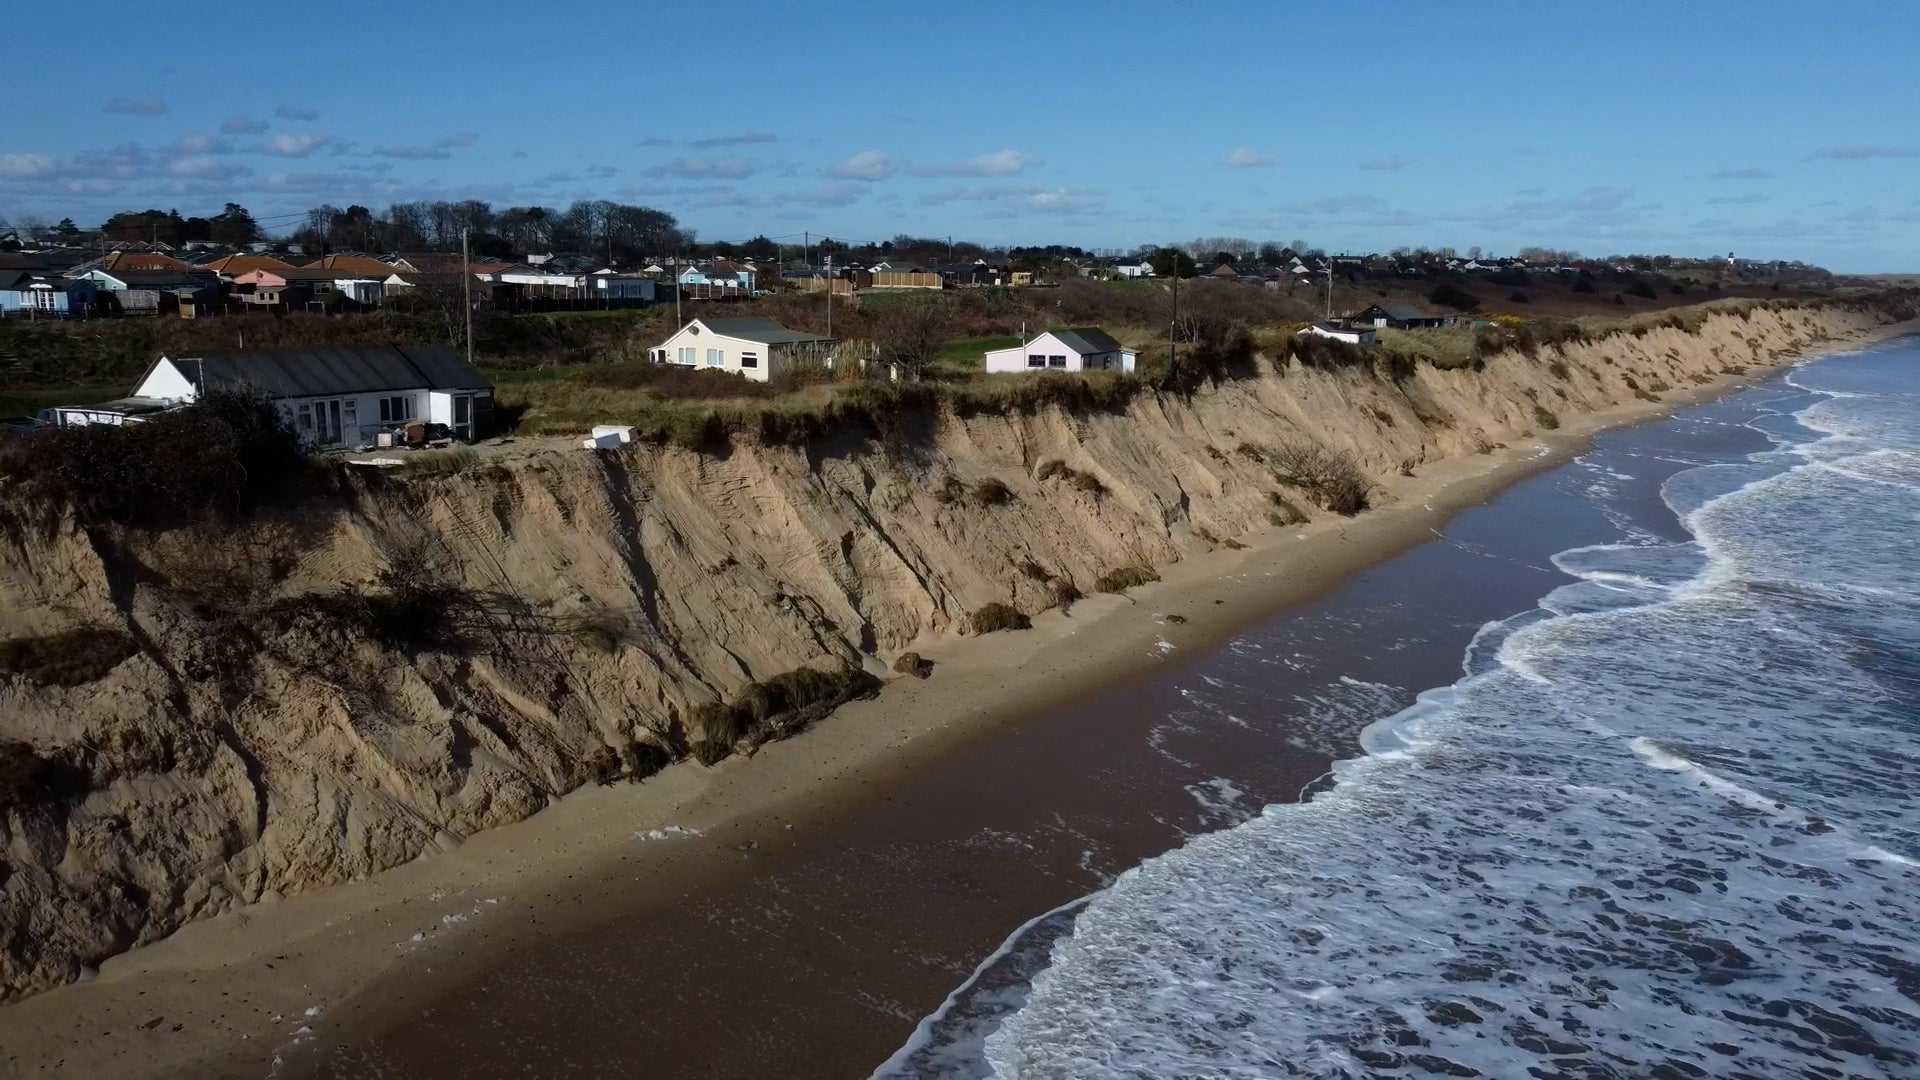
<box><xmin>931</xmin><ymin>336</ymin><xmax>1019</xmax><ymax>378</ymax></box>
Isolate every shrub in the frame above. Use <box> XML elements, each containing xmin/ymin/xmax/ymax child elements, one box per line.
<box><xmin>688</xmin><ymin>665</ymin><xmax>881</xmax><ymax>765</ymax></box>
<box><xmin>1267</xmin><ymin>492</ymin><xmax>1308</xmax><ymax>526</ymax></box>
<box><xmin>1034</xmin><ymin>459</ymin><xmax>1069</xmax><ymax>481</ymax></box>
<box><xmin>1547</xmin><ymin>359</ymin><xmax>1571</xmax><ymax>380</ymax></box>
<box><xmin>0</xmin><ymin>741</ymin><xmax>90</xmax><ymax>807</ymax></box>
<box><xmin>968</xmin><ymin>603</ymin><xmax>1031</xmax><ymax>634</ymax></box>
<box><xmin>1066</xmin><ymin>470</ymin><xmax>1106</xmax><ymax>495</ymax></box>
<box><xmin>0</xmin><ymin>391</ymin><xmax>309</xmax><ymax>528</ymax></box>
<box><xmin>1572</xmin><ymin>277</ymin><xmax>1597</xmax><ymax>294</ymax></box>
<box><xmin>1428</xmin><ymin>283</ymin><xmax>1481</xmax><ymax>311</ymax></box>
<box><xmin>394</xmin><ymin>445</ymin><xmax>480</xmax><ymax>478</ymax></box>
<box><xmin>972</xmin><ymin>478</ymin><xmax>1014</xmax><ymax>506</ymax></box>
<box><xmin>931</xmin><ymin>475</ymin><xmax>966</xmax><ymax>504</ymax></box>
<box><xmin>0</xmin><ymin>627</ymin><xmax>138</xmax><ymax>687</ymax></box>
<box><xmin>1532</xmin><ymin>404</ymin><xmax>1561</xmax><ymax>431</ymax></box>
<box><xmin>1266</xmin><ymin>443</ymin><xmax>1371</xmax><ymax>516</ymax></box>
<box><xmin>1509</xmin><ymin>290</ymin><xmax>1530</xmax><ymax>304</ymax></box>
<box><xmin>1095</xmin><ymin>565</ymin><xmax>1160</xmax><ymax>593</ymax></box>
<box><xmin>892</xmin><ymin>651</ymin><xmax>934</xmax><ymax>679</ymax></box>
<box><xmin>1050</xmin><ymin>578</ymin><xmax>1082</xmax><ymax>610</ymax></box>
<box><xmin>1624</xmin><ymin>279</ymin><xmax>1658</xmax><ymax>300</ymax></box>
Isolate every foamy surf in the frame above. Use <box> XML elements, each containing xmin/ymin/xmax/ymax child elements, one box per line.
<box><xmin>888</xmin><ymin>337</ymin><xmax>1920</xmax><ymax>1078</ymax></box>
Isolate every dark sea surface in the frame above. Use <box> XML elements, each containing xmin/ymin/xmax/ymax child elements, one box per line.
<box><xmin>885</xmin><ymin>339</ymin><xmax>1920</xmax><ymax>1078</ymax></box>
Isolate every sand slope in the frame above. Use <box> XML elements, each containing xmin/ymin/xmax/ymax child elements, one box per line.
<box><xmin>0</xmin><ymin>299</ymin><xmax>1906</xmax><ymax>1000</ymax></box>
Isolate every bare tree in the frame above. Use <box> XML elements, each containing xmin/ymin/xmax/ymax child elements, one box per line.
<box><xmin>871</xmin><ymin>298</ymin><xmax>943</xmax><ymax>378</ymax></box>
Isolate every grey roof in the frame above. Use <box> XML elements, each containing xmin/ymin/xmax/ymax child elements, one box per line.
<box><xmin>1050</xmin><ymin>327</ymin><xmax>1125</xmax><ymax>355</ymax></box>
<box><xmin>101</xmin><ymin>269</ymin><xmax>215</xmax><ymax>288</ymax></box>
<box><xmin>696</xmin><ymin>317</ymin><xmax>833</xmax><ymax>345</ymax></box>
<box><xmin>0</xmin><ymin>270</ymin><xmax>30</xmax><ymax>290</ymax></box>
<box><xmin>157</xmin><ymin>346</ymin><xmax>490</xmax><ymax>399</ymax></box>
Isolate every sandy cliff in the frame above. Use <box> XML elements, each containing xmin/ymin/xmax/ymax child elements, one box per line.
<box><xmin>0</xmin><ymin>299</ymin><xmax>1907</xmax><ymax>999</ymax></box>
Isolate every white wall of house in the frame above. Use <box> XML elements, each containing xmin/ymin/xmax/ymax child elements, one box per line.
<box><xmin>1300</xmin><ymin>324</ymin><xmax>1376</xmax><ymax>345</ymax></box>
<box><xmin>134</xmin><ymin>358</ymin><xmax>200</xmax><ymax>401</ymax></box>
<box><xmin>651</xmin><ymin>322</ymin><xmax>791</xmax><ymax>383</ymax></box>
<box><xmin>984</xmin><ymin>332</ymin><xmax>1137</xmax><ymax>374</ymax></box>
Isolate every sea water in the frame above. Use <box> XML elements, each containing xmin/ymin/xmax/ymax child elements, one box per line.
<box><xmin>884</xmin><ymin>339</ymin><xmax>1920</xmax><ymax>1078</ymax></box>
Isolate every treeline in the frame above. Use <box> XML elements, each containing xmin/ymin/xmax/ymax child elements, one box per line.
<box><xmin>292</xmin><ymin>200</ymin><xmax>691</xmax><ymax>262</ymax></box>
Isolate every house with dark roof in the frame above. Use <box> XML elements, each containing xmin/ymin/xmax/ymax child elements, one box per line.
<box><xmin>1343</xmin><ymin>302</ymin><xmax>1455</xmax><ymax>330</ymax></box>
<box><xmin>984</xmin><ymin>328</ymin><xmax>1137</xmax><ymax>374</ymax></box>
<box><xmin>648</xmin><ymin>317</ymin><xmax>836</xmax><ymax>383</ymax></box>
<box><xmin>74</xmin><ymin>266</ymin><xmax>219</xmax><ymax>314</ymax></box>
<box><xmin>130</xmin><ymin>345</ymin><xmax>494</xmax><ymax>445</ymax></box>
<box><xmin>0</xmin><ymin>270</ymin><xmax>100</xmax><ymax>316</ymax></box>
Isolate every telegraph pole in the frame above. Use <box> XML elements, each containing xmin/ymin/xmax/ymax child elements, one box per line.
<box><xmin>461</xmin><ymin>227</ymin><xmax>474</xmax><ymax>369</ymax></box>
<box><xmin>1325</xmin><ymin>259</ymin><xmax>1333</xmax><ymax>321</ymax></box>
<box><xmin>1168</xmin><ymin>251</ymin><xmax>1179</xmax><ymax>369</ymax></box>
<box><xmin>673</xmin><ymin>252</ymin><xmax>682</xmax><ymax>327</ymax></box>
<box><xmin>824</xmin><ymin>254</ymin><xmax>833</xmax><ymax>338</ymax></box>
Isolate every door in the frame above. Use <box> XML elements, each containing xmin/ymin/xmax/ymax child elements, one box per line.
<box><xmin>308</xmin><ymin>398</ymin><xmax>347</xmax><ymax>445</ymax></box>
<box><xmin>452</xmin><ymin>395</ymin><xmax>472</xmax><ymax>441</ymax></box>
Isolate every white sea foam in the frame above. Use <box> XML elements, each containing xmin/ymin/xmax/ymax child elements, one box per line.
<box><xmin>893</xmin><ymin>339</ymin><xmax>1920</xmax><ymax>1078</ymax></box>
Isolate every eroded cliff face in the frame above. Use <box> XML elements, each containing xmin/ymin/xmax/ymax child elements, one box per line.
<box><xmin>0</xmin><ymin>301</ymin><xmax>1901</xmax><ymax>999</ymax></box>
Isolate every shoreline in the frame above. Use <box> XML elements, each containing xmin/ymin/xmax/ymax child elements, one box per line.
<box><xmin>3</xmin><ymin>319</ymin><xmax>1910</xmax><ymax>1078</ymax></box>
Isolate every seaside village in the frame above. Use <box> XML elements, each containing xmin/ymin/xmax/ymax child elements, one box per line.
<box><xmin>1</xmin><ymin>220</ymin><xmax>1815</xmax><ymax>452</ymax></box>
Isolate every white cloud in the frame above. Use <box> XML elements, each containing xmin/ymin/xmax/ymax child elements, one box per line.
<box><xmin>826</xmin><ymin>150</ymin><xmax>896</xmax><ymax>181</ymax></box>
<box><xmin>372</xmin><ymin>131</ymin><xmax>481</xmax><ymax>160</ymax></box>
<box><xmin>276</xmin><ymin>105</ymin><xmax>320</xmax><ymax>121</ymax></box>
<box><xmin>642</xmin><ymin>156</ymin><xmax>760</xmax><ymax>180</ymax></box>
<box><xmin>103</xmin><ymin>96</ymin><xmax>167</xmax><ymax>117</ymax></box>
<box><xmin>1225</xmin><ymin>146</ymin><xmax>1278</xmax><ymax>168</ymax></box>
<box><xmin>171</xmin><ymin>134</ymin><xmax>233</xmax><ymax>155</ymax></box>
<box><xmin>221</xmin><ymin>115</ymin><xmax>268</xmax><ymax>135</ymax></box>
<box><xmin>1808</xmin><ymin>144</ymin><xmax>1920</xmax><ymax>161</ymax></box>
<box><xmin>909</xmin><ymin>149</ymin><xmax>1034</xmax><ymax>177</ymax></box>
<box><xmin>686</xmin><ymin>132</ymin><xmax>777</xmax><ymax>148</ymax></box>
<box><xmin>920</xmin><ymin>184</ymin><xmax>1105</xmax><ymax>216</ymax></box>
<box><xmin>259</xmin><ymin>132</ymin><xmax>346</xmax><ymax>158</ymax></box>
<box><xmin>0</xmin><ymin>153</ymin><xmax>58</xmax><ymax>179</ymax></box>
<box><xmin>166</xmin><ymin>157</ymin><xmax>252</xmax><ymax>181</ymax></box>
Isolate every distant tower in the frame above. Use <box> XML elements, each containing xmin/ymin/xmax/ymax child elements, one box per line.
<box><xmin>1727</xmin><ymin>251</ymin><xmax>1736</xmax><ymax>266</ymax></box>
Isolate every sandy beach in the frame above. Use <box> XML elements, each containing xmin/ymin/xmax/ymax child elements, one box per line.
<box><xmin>1</xmin><ymin>319</ymin><xmax>1909</xmax><ymax>1079</ymax></box>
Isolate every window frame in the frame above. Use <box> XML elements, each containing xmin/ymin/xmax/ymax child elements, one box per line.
<box><xmin>1027</xmin><ymin>354</ymin><xmax>1047</xmax><ymax>368</ymax></box>
<box><xmin>740</xmin><ymin>351</ymin><xmax>759</xmax><ymax>369</ymax></box>
<box><xmin>1048</xmin><ymin>355</ymin><xmax>1067</xmax><ymax>368</ymax></box>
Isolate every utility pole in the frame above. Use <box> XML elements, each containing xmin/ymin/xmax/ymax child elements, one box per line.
<box><xmin>1325</xmin><ymin>260</ymin><xmax>1333</xmax><ymax>321</ymax></box>
<box><xmin>1168</xmin><ymin>253</ymin><xmax>1178</xmax><ymax>369</ymax></box>
<box><xmin>673</xmin><ymin>252</ymin><xmax>682</xmax><ymax>328</ymax></box>
<box><xmin>461</xmin><ymin>227</ymin><xmax>474</xmax><ymax>370</ymax></box>
<box><xmin>824</xmin><ymin>254</ymin><xmax>833</xmax><ymax>338</ymax></box>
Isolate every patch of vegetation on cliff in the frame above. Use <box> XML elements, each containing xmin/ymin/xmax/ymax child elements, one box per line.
<box><xmin>967</xmin><ymin>603</ymin><xmax>1031</xmax><ymax>634</ymax></box>
<box><xmin>0</xmin><ymin>627</ymin><xmax>139</xmax><ymax>687</ymax></box>
<box><xmin>0</xmin><ymin>741</ymin><xmax>93</xmax><ymax>808</ymax></box>
<box><xmin>687</xmin><ymin>665</ymin><xmax>882</xmax><ymax>766</ymax></box>
<box><xmin>0</xmin><ymin>392</ymin><xmax>310</xmax><ymax>528</ymax></box>
<box><xmin>1254</xmin><ymin>443</ymin><xmax>1371</xmax><ymax>516</ymax></box>
<box><xmin>1095</xmin><ymin>565</ymin><xmax>1160</xmax><ymax>593</ymax></box>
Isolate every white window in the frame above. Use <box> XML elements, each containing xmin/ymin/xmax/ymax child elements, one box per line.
<box><xmin>296</xmin><ymin>403</ymin><xmax>313</xmax><ymax>431</ymax></box>
<box><xmin>378</xmin><ymin>395</ymin><xmax>415</xmax><ymax>423</ymax></box>
<box><xmin>30</xmin><ymin>290</ymin><xmax>57</xmax><ymax>311</ymax></box>
<box><xmin>1027</xmin><ymin>354</ymin><xmax>1046</xmax><ymax>368</ymax></box>
<box><xmin>1048</xmin><ymin>355</ymin><xmax>1067</xmax><ymax>368</ymax></box>
<box><xmin>677</xmin><ymin>346</ymin><xmax>696</xmax><ymax>365</ymax></box>
<box><xmin>706</xmin><ymin>349</ymin><xmax>723</xmax><ymax>367</ymax></box>
<box><xmin>741</xmin><ymin>351</ymin><xmax>758</xmax><ymax>369</ymax></box>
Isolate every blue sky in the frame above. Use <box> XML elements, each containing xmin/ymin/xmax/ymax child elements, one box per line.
<box><xmin>3</xmin><ymin>1</ymin><xmax>1917</xmax><ymax>270</ymax></box>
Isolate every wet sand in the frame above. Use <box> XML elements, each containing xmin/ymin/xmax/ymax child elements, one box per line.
<box><xmin>297</xmin><ymin>383</ymin><xmax>1803</xmax><ymax>1078</ymax></box>
<box><xmin>2</xmin><ymin>324</ymin><xmax>1906</xmax><ymax>1079</ymax></box>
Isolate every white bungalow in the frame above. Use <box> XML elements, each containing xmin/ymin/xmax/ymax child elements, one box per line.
<box><xmin>984</xmin><ymin>328</ymin><xmax>1137</xmax><ymax>374</ymax></box>
<box><xmin>130</xmin><ymin>345</ymin><xmax>494</xmax><ymax>446</ymax></box>
<box><xmin>648</xmin><ymin>317</ymin><xmax>836</xmax><ymax>383</ymax></box>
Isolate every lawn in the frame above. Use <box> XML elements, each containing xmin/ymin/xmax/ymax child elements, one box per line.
<box><xmin>930</xmin><ymin>336</ymin><xmax>1020</xmax><ymax>379</ymax></box>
